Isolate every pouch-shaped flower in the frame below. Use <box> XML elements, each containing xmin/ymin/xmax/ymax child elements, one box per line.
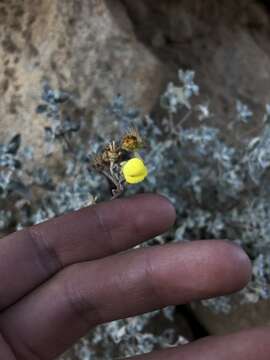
<box><xmin>122</xmin><ymin>158</ymin><xmax>148</xmax><ymax>184</ymax></box>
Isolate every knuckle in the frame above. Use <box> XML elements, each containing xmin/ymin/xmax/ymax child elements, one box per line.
<box><xmin>26</xmin><ymin>226</ymin><xmax>62</xmax><ymax>276</ymax></box>
<box><xmin>143</xmin><ymin>250</ymin><xmax>164</xmax><ymax>305</ymax></box>
<box><xmin>61</xmin><ymin>266</ymin><xmax>103</xmax><ymax>327</ymax></box>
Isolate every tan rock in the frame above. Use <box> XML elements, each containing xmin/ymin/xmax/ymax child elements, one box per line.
<box><xmin>0</xmin><ymin>0</ymin><xmax>163</xmax><ymax>161</ymax></box>
<box><xmin>122</xmin><ymin>0</ymin><xmax>270</xmax><ymax>127</ymax></box>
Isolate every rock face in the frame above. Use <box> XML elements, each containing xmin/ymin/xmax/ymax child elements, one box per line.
<box><xmin>122</xmin><ymin>0</ymin><xmax>270</xmax><ymax>125</ymax></box>
<box><xmin>3</xmin><ymin>0</ymin><xmax>270</xmax><ymax>165</ymax></box>
<box><xmin>0</xmin><ymin>0</ymin><xmax>163</xmax><ymax>158</ymax></box>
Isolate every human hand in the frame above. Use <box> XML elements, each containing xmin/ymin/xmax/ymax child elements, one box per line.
<box><xmin>0</xmin><ymin>194</ymin><xmax>268</xmax><ymax>360</ymax></box>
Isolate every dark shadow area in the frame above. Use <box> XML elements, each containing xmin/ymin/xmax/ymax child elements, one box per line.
<box><xmin>177</xmin><ymin>305</ymin><xmax>209</xmax><ymax>339</ymax></box>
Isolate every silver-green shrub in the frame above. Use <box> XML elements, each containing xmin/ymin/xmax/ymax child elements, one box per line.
<box><xmin>1</xmin><ymin>70</ymin><xmax>270</xmax><ymax>357</ymax></box>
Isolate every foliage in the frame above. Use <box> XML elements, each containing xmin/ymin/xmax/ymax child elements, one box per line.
<box><xmin>1</xmin><ymin>70</ymin><xmax>270</xmax><ymax>356</ymax></box>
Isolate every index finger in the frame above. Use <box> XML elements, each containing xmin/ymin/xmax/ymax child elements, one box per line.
<box><xmin>0</xmin><ymin>194</ymin><xmax>175</xmax><ymax>309</ymax></box>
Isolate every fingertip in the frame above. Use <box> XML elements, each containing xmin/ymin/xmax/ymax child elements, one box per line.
<box><xmin>93</xmin><ymin>193</ymin><xmax>176</xmax><ymax>252</ymax></box>
<box><xmin>153</xmin><ymin>193</ymin><xmax>177</xmax><ymax>227</ymax></box>
<box><xmin>131</xmin><ymin>193</ymin><xmax>176</xmax><ymax>232</ymax></box>
<box><xmin>226</xmin><ymin>241</ymin><xmax>252</xmax><ymax>288</ymax></box>
<box><xmin>208</xmin><ymin>240</ymin><xmax>252</xmax><ymax>294</ymax></box>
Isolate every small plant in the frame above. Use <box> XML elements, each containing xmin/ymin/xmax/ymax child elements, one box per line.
<box><xmin>92</xmin><ymin>128</ymin><xmax>148</xmax><ymax>198</ymax></box>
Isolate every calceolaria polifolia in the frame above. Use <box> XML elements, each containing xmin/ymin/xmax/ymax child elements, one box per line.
<box><xmin>92</xmin><ymin>128</ymin><xmax>148</xmax><ymax>198</ymax></box>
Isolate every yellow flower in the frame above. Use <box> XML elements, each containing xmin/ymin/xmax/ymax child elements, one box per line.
<box><xmin>122</xmin><ymin>158</ymin><xmax>148</xmax><ymax>184</ymax></box>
